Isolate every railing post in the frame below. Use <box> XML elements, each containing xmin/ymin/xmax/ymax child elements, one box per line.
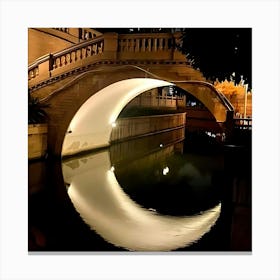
<box><xmin>102</xmin><ymin>32</ymin><xmax>118</xmax><ymax>60</ymax></box>
<box><xmin>224</xmin><ymin>110</ymin><xmax>235</xmax><ymax>142</ymax></box>
<box><xmin>172</xmin><ymin>32</ymin><xmax>187</xmax><ymax>61</ymax></box>
<box><xmin>37</xmin><ymin>54</ymin><xmax>52</xmax><ymax>81</ymax></box>
<box><xmin>49</xmin><ymin>54</ymin><xmax>54</xmax><ymax>72</ymax></box>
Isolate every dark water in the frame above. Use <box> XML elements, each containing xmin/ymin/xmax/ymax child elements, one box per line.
<box><xmin>28</xmin><ymin>130</ymin><xmax>251</xmax><ymax>252</ymax></box>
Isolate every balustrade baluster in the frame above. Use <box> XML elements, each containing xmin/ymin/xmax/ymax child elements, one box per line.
<box><xmin>147</xmin><ymin>38</ymin><xmax>152</xmax><ymax>51</ymax></box>
<box><xmin>153</xmin><ymin>38</ymin><xmax>158</xmax><ymax>51</ymax></box>
<box><xmin>29</xmin><ymin>70</ymin><xmax>34</xmax><ymax>79</ymax></box>
<box><xmin>141</xmin><ymin>38</ymin><xmax>146</xmax><ymax>52</ymax></box>
<box><xmin>125</xmin><ymin>39</ymin><xmax>129</xmax><ymax>51</ymax></box>
<box><xmin>91</xmin><ymin>44</ymin><xmax>96</xmax><ymax>55</ymax></box>
<box><xmin>98</xmin><ymin>42</ymin><xmax>103</xmax><ymax>54</ymax></box>
<box><xmin>56</xmin><ymin>57</ymin><xmax>61</xmax><ymax>68</ymax></box>
<box><xmin>82</xmin><ymin>47</ymin><xmax>87</xmax><ymax>58</ymax></box>
<box><xmin>66</xmin><ymin>53</ymin><xmax>71</xmax><ymax>65</ymax></box>
<box><xmin>61</xmin><ymin>55</ymin><xmax>66</xmax><ymax>66</ymax></box>
<box><xmin>135</xmin><ymin>39</ymin><xmax>140</xmax><ymax>52</ymax></box>
<box><xmin>87</xmin><ymin>45</ymin><xmax>92</xmax><ymax>56</ymax></box>
<box><xmin>92</xmin><ymin>44</ymin><xmax>97</xmax><ymax>54</ymax></box>
<box><xmin>71</xmin><ymin>51</ymin><xmax>76</xmax><ymax>62</ymax></box>
<box><xmin>129</xmin><ymin>39</ymin><xmax>135</xmax><ymax>52</ymax></box>
<box><xmin>159</xmin><ymin>38</ymin><xmax>163</xmax><ymax>51</ymax></box>
<box><xmin>76</xmin><ymin>49</ymin><xmax>81</xmax><ymax>60</ymax></box>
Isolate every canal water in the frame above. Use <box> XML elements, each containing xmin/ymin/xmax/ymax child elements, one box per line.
<box><xmin>28</xmin><ymin>129</ymin><xmax>251</xmax><ymax>252</ymax></box>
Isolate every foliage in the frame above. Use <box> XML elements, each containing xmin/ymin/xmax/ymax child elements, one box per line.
<box><xmin>214</xmin><ymin>76</ymin><xmax>252</xmax><ymax>116</ymax></box>
<box><xmin>214</xmin><ymin>79</ymin><xmax>245</xmax><ymax>98</ymax></box>
<box><xmin>28</xmin><ymin>91</ymin><xmax>49</xmax><ymax>124</ymax></box>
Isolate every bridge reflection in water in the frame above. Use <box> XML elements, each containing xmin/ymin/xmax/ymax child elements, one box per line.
<box><xmin>62</xmin><ymin>129</ymin><xmax>223</xmax><ymax>251</ymax></box>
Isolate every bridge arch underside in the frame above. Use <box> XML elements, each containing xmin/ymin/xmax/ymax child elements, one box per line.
<box><xmin>62</xmin><ymin>78</ymin><xmax>174</xmax><ymax>157</ymax></box>
<box><xmin>39</xmin><ymin>66</ymin><xmax>230</xmax><ymax>157</ymax></box>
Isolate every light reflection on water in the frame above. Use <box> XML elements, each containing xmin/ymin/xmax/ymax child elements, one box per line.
<box><xmin>62</xmin><ymin>141</ymin><xmax>222</xmax><ymax>251</ymax></box>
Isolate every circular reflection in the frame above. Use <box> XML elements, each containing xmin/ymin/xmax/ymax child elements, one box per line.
<box><xmin>62</xmin><ymin>149</ymin><xmax>221</xmax><ymax>251</ymax></box>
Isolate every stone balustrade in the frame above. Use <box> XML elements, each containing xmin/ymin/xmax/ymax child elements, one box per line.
<box><xmin>80</xmin><ymin>28</ymin><xmax>100</xmax><ymax>40</ymax></box>
<box><xmin>28</xmin><ymin>32</ymin><xmax>185</xmax><ymax>87</ymax></box>
<box><xmin>53</xmin><ymin>28</ymin><xmax>70</xmax><ymax>34</ymax></box>
<box><xmin>118</xmin><ymin>33</ymin><xmax>173</xmax><ymax>53</ymax></box>
<box><xmin>28</xmin><ymin>65</ymin><xmax>39</xmax><ymax>80</ymax></box>
<box><xmin>28</xmin><ymin>54</ymin><xmax>52</xmax><ymax>82</ymax></box>
<box><xmin>28</xmin><ymin>36</ymin><xmax>105</xmax><ymax>86</ymax></box>
<box><xmin>52</xmin><ymin>27</ymin><xmax>102</xmax><ymax>41</ymax></box>
<box><xmin>52</xmin><ymin>38</ymin><xmax>104</xmax><ymax>70</ymax></box>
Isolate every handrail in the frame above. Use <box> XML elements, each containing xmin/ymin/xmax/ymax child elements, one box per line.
<box><xmin>28</xmin><ymin>35</ymin><xmax>105</xmax><ymax>71</ymax></box>
<box><xmin>52</xmin><ymin>35</ymin><xmax>104</xmax><ymax>59</ymax></box>
<box><xmin>173</xmin><ymin>80</ymin><xmax>234</xmax><ymax>112</ymax></box>
<box><xmin>28</xmin><ymin>54</ymin><xmax>51</xmax><ymax>71</ymax></box>
<box><xmin>38</xmin><ymin>65</ymin><xmax>177</xmax><ymax>102</ymax></box>
<box><xmin>38</xmin><ymin>64</ymin><xmax>232</xmax><ymax>116</ymax></box>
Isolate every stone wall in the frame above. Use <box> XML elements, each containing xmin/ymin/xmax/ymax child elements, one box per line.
<box><xmin>28</xmin><ymin>124</ymin><xmax>48</xmax><ymax>160</ymax></box>
<box><xmin>28</xmin><ymin>29</ymin><xmax>75</xmax><ymax>64</ymax></box>
<box><xmin>110</xmin><ymin>113</ymin><xmax>186</xmax><ymax>142</ymax></box>
<box><xmin>222</xmin><ymin>93</ymin><xmax>252</xmax><ymax>118</ymax></box>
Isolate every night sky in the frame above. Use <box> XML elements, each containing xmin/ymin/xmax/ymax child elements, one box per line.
<box><xmin>95</xmin><ymin>28</ymin><xmax>252</xmax><ymax>89</ymax></box>
<box><xmin>181</xmin><ymin>28</ymin><xmax>252</xmax><ymax>89</ymax></box>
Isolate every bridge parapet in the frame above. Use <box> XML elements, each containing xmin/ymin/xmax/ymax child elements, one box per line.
<box><xmin>117</xmin><ymin>32</ymin><xmax>185</xmax><ymax>61</ymax></box>
<box><xmin>28</xmin><ymin>34</ymin><xmax>106</xmax><ymax>87</ymax></box>
<box><xmin>28</xmin><ymin>32</ymin><xmax>187</xmax><ymax>89</ymax></box>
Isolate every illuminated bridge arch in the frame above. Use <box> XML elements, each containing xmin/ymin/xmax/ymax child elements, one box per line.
<box><xmin>35</xmin><ymin>65</ymin><xmax>233</xmax><ymax>157</ymax></box>
<box><xmin>62</xmin><ymin>78</ymin><xmax>173</xmax><ymax>157</ymax></box>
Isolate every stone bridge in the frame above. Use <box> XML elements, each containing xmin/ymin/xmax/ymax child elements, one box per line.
<box><xmin>28</xmin><ymin>29</ymin><xmax>234</xmax><ymax>157</ymax></box>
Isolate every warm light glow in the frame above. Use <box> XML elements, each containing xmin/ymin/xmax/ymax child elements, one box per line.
<box><xmin>162</xmin><ymin>166</ymin><xmax>169</xmax><ymax>176</ymax></box>
<box><xmin>61</xmin><ymin>78</ymin><xmax>174</xmax><ymax>157</ymax></box>
<box><xmin>159</xmin><ymin>143</ymin><xmax>163</xmax><ymax>148</ymax></box>
<box><xmin>110</xmin><ymin>166</ymin><xmax>115</xmax><ymax>172</ymax></box>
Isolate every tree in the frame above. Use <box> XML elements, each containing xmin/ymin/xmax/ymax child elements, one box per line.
<box><xmin>214</xmin><ymin>78</ymin><xmax>244</xmax><ymax>98</ymax></box>
<box><xmin>28</xmin><ymin>91</ymin><xmax>49</xmax><ymax>124</ymax></box>
<box><xmin>214</xmin><ymin>75</ymin><xmax>252</xmax><ymax>117</ymax></box>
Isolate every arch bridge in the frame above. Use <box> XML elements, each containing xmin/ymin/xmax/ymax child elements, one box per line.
<box><xmin>28</xmin><ymin>29</ymin><xmax>234</xmax><ymax>157</ymax></box>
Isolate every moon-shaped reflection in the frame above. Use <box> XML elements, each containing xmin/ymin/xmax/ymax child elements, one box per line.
<box><xmin>62</xmin><ymin>150</ymin><xmax>221</xmax><ymax>251</ymax></box>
